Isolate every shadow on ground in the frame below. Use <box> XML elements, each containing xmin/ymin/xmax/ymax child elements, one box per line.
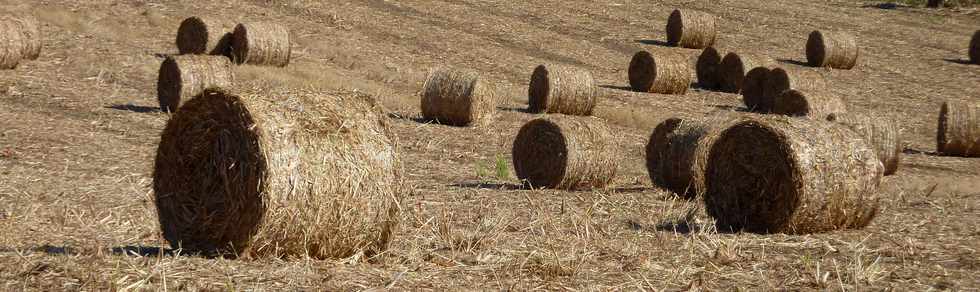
<box><xmin>106</xmin><ymin>104</ymin><xmax>162</xmax><ymax>113</ymax></box>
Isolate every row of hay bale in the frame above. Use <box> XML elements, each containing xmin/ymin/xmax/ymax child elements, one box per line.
<box><xmin>0</xmin><ymin>15</ymin><xmax>41</xmax><ymax>70</ymax></box>
<box><xmin>158</xmin><ymin>17</ymin><xmax>292</xmax><ymax>112</ymax></box>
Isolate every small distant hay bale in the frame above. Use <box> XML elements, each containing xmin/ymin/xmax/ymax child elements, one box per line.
<box><xmin>665</xmin><ymin>9</ymin><xmax>717</xmax><ymax>49</ymax></box>
<box><xmin>927</xmin><ymin>0</ymin><xmax>944</xmax><ymax>7</ymax></box>
<box><xmin>420</xmin><ymin>67</ymin><xmax>497</xmax><ymax>126</ymax></box>
<box><xmin>719</xmin><ymin>53</ymin><xmax>769</xmax><ymax>93</ymax></box>
<box><xmin>231</xmin><ymin>22</ymin><xmax>291</xmax><ymax>67</ymax></box>
<box><xmin>0</xmin><ymin>20</ymin><xmax>23</xmax><ymax>69</ymax></box>
<box><xmin>970</xmin><ymin>30</ymin><xmax>979</xmax><ymax>65</ymax></box>
<box><xmin>772</xmin><ymin>89</ymin><xmax>847</xmax><ymax>119</ymax></box>
<box><xmin>740</xmin><ymin>67</ymin><xmax>771</xmax><ymax>111</ymax></box>
<box><xmin>176</xmin><ymin>16</ymin><xmax>233</xmax><ymax>56</ymax></box>
<box><xmin>4</xmin><ymin>16</ymin><xmax>40</xmax><ymax>60</ymax></box>
<box><xmin>628</xmin><ymin>51</ymin><xmax>692</xmax><ymax>94</ymax></box>
<box><xmin>153</xmin><ymin>87</ymin><xmax>403</xmax><ymax>259</ymax></box>
<box><xmin>646</xmin><ymin>113</ymin><xmax>748</xmax><ymax>198</ymax></box>
<box><xmin>762</xmin><ymin>67</ymin><xmax>827</xmax><ymax>112</ymax></box>
<box><xmin>696</xmin><ymin>47</ymin><xmax>724</xmax><ymax>89</ymax></box>
<box><xmin>704</xmin><ymin>116</ymin><xmax>882</xmax><ymax>234</ymax></box>
<box><xmin>527</xmin><ymin>64</ymin><xmax>598</xmax><ymax>115</ymax></box>
<box><xmin>828</xmin><ymin>113</ymin><xmax>902</xmax><ymax>175</ymax></box>
<box><xmin>936</xmin><ymin>100</ymin><xmax>980</xmax><ymax>157</ymax></box>
<box><xmin>806</xmin><ymin>31</ymin><xmax>859</xmax><ymax>69</ymax></box>
<box><xmin>157</xmin><ymin>55</ymin><xmax>235</xmax><ymax>112</ymax></box>
<box><xmin>512</xmin><ymin>116</ymin><xmax>617</xmax><ymax>190</ymax></box>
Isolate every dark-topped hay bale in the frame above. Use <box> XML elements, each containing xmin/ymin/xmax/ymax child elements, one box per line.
<box><xmin>740</xmin><ymin>67</ymin><xmax>771</xmax><ymax>111</ymax></box>
<box><xmin>420</xmin><ymin>67</ymin><xmax>497</xmax><ymax>126</ymax></box>
<box><xmin>176</xmin><ymin>16</ymin><xmax>233</xmax><ymax>56</ymax></box>
<box><xmin>512</xmin><ymin>116</ymin><xmax>617</xmax><ymax>190</ymax></box>
<box><xmin>665</xmin><ymin>9</ymin><xmax>717</xmax><ymax>49</ymax></box>
<box><xmin>628</xmin><ymin>51</ymin><xmax>692</xmax><ymax>94</ymax></box>
<box><xmin>0</xmin><ymin>20</ymin><xmax>23</xmax><ymax>69</ymax></box>
<box><xmin>157</xmin><ymin>55</ymin><xmax>235</xmax><ymax>112</ymax></box>
<box><xmin>806</xmin><ymin>31</ymin><xmax>859</xmax><ymax>69</ymax></box>
<box><xmin>828</xmin><ymin>113</ymin><xmax>902</xmax><ymax>175</ymax></box>
<box><xmin>937</xmin><ymin>100</ymin><xmax>980</xmax><ymax>157</ymax></box>
<box><xmin>927</xmin><ymin>0</ymin><xmax>944</xmax><ymax>7</ymax></box>
<box><xmin>646</xmin><ymin>113</ymin><xmax>749</xmax><ymax>198</ymax></box>
<box><xmin>153</xmin><ymin>87</ymin><xmax>403</xmax><ymax>259</ymax></box>
<box><xmin>761</xmin><ymin>67</ymin><xmax>827</xmax><ymax>112</ymax></box>
<box><xmin>231</xmin><ymin>22</ymin><xmax>291</xmax><ymax>67</ymax></box>
<box><xmin>704</xmin><ymin>116</ymin><xmax>882</xmax><ymax>234</ymax></box>
<box><xmin>720</xmin><ymin>53</ymin><xmax>770</xmax><ymax>93</ymax></box>
<box><xmin>773</xmin><ymin>89</ymin><xmax>846</xmax><ymax>119</ymax></box>
<box><xmin>527</xmin><ymin>64</ymin><xmax>598</xmax><ymax>116</ymax></box>
<box><xmin>970</xmin><ymin>30</ymin><xmax>979</xmax><ymax>65</ymax></box>
<box><xmin>4</xmin><ymin>16</ymin><xmax>40</xmax><ymax>60</ymax></box>
<box><xmin>696</xmin><ymin>47</ymin><xmax>724</xmax><ymax>90</ymax></box>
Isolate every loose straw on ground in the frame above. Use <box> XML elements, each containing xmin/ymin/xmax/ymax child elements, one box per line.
<box><xmin>231</xmin><ymin>22</ymin><xmax>291</xmax><ymax>67</ymax></box>
<box><xmin>512</xmin><ymin>116</ymin><xmax>617</xmax><ymax>190</ymax></box>
<box><xmin>157</xmin><ymin>55</ymin><xmax>235</xmax><ymax>112</ymax></box>
<box><xmin>937</xmin><ymin>100</ymin><xmax>980</xmax><ymax>157</ymax></box>
<box><xmin>420</xmin><ymin>67</ymin><xmax>497</xmax><ymax>126</ymax></box>
<box><xmin>828</xmin><ymin>113</ymin><xmax>902</xmax><ymax>175</ymax></box>
<box><xmin>806</xmin><ymin>31</ymin><xmax>859</xmax><ymax>69</ymax></box>
<box><xmin>176</xmin><ymin>16</ymin><xmax>233</xmax><ymax>56</ymax></box>
<box><xmin>665</xmin><ymin>9</ymin><xmax>717</xmax><ymax>49</ymax></box>
<box><xmin>629</xmin><ymin>51</ymin><xmax>692</xmax><ymax>94</ymax></box>
<box><xmin>527</xmin><ymin>64</ymin><xmax>598</xmax><ymax>116</ymax></box>
<box><xmin>153</xmin><ymin>87</ymin><xmax>403</xmax><ymax>259</ymax></box>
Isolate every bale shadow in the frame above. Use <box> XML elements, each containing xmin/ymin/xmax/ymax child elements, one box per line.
<box><xmin>34</xmin><ymin>245</ymin><xmax>79</xmax><ymax>256</ymax></box>
<box><xmin>904</xmin><ymin>148</ymin><xmax>940</xmax><ymax>156</ymax></box>
<box><xmin>634</xmin><ymin>39</ymin><xmax>672</xmax><ymax>47</ymax></box>
<box><xmin>709</xmin><ymin>104</ymin><xmax>752</xmax><ymax>112</ymax></box>
<box><xmin>106</xmin><ymin>104</ymin><xmax>162</xmax><ymax>113</ymax></box>
<box><xmin>110</xmin><ymin>245</ymin><xmax>175</xmax><ymax>257</ymax></box>
<box><xmin>776</xmin><ymin>58</ymin><xmax>810</xmax><ymax>67</ymax></box>
<box><xmin>943</xmin><ymin>58</ymin><xmax>975</xmax><ymax>65</ymax></box>
<box><xmin>611</xmin><ymin>187</ymin><xmax>650</xmax><ymax>194</ymax></box>
<box><xmin>599</xmin><ymin>84</ymin><xmax>636</xmax><ymax>92</ymax></box>
<box><xmin>497</xmin><ymin>106</ymin><xmax>532</xmax><ymax>113</ymax></box>
<box><xmin>450</xmin><ymin>181</ymin><xmax>526</xmax><ymax>190</ymax></box>
<box><xmin>861</xmin><ymin>3</ymin><xmax>905</xmax><ymax>9</ymax></box>
<box><xmin>387</xmin><ymin>112</ymin><xmax>432</xmax><ymax>124</ymax></box>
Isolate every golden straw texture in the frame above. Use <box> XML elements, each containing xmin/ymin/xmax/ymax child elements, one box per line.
<box><xmin>512</xmin><ymin>116</ymin><xmax>617</xmax><ymax>190</ymax></box>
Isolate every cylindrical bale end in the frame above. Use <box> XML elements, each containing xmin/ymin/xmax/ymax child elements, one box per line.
<box><xmin>665</xmin><ymin>9</ymin><xmax>718</xmax><ymax>49</ymax></box>
<box><xmin>720</xmin><ymin>53</ymin><xmax>769</xmax><ymax>93</ymax></box>
<box><xmin>512</xmin><ymin>116</ymin><xmax>617</xmax><ymax>190</ymax></box>
<box><xmin>157</xmin><ymin>55</ymin><xmax>235</xmax><ymax>112</ymax></box>
<box><xmin>629</xmin><ymin>51</ymin><xmax>692</xmax><ymax>94</ymax></box>
<box><xmin>696</xmin><ymin>47</ymin><xmax>724</xmax><ymax>89</ymax></box>
<box><xmin>937</xmin><ymin>100</ymin><xmax>980</xmax><ymax>157</ymax></box>
<box><xmin>740</xmin><ymin>67</ymin><xmax>771</xmax><ymax>111</ymax></box>
<box><xmin>527</xmin><ymin>64</ymin><xmax>598</xmax><ymax>115</ymax></box>
<box><xmin>646</xmin><ymin>113</ymin><xmax>748</xmax><ymax>198</ymax></box>
<box><xmin>806</xmin><ymin>31</ymin><xmax>859</xmax><ymax>69</ymax></box>
<box><xmin>420</xmin><ymin>67</ymin><xmax>497</xmax><ymax>126</ymax></box>
<box><xmin>176</xmin><ymin>16</ymin><xmax>233</xmax><ymax>56</ymax></box>
<box><xmin>231</xmin><ymin>22</ymin><xmax>291</xmax><ymax>67</ymax></box>
<box><xmin>704</xmin><ymin>116</ymin><xmax>882</xmax><ymax>234</ymax></box>
<box><xmin>763</xmin><ymin>67</ymin><xmax>827</xmax><ymax>112</ymax></box>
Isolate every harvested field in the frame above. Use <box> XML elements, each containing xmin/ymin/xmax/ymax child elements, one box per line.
<box><xmin>0</xmin><ymin>0</ymin><xmax>978</xmax><ymax>290</ymax></box>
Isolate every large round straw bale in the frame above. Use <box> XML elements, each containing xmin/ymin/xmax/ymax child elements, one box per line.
<box><xmin>806</xmin><ymin>31</ymin><xmax>859</xmax><ymax>69</ymax></box>
<box><xmin>773</xmin><ymin>89</ymin><xmax>846</xmax><ymax>119</ymax></box>
<box><xmin>936</xmin><ymin>100</ymin><xmax>980</xmax><ymax>157</ymax></box>
<box><xmin>420</xmin><ymin>67</ymin><xmax>497</xmax><ymax>126</ymax></box>
<box><xmin>176</xmin><ymin>16</ymin><xmax>233</xmax><ymax>56</ymax></box>
<box><xmin>0</xmin><ymin>20</ymin><xmax>23</xmax><ymax>69</ymax></box>
<box><xmin>646</xmin><ymin>113</ymin><xmax>748</xmax><ymax>198</ymax></box>
<box><xmin>157</xmin><ymin>55</ymin><xmax>234</xmax><ymax>112</ymax></box>
<box><xmin>740</xmin><ymin>67</ymin><xmax>771</xmax><ymax>111</ymax></box>
<box><xmin>4</xmin><ymin>16</ymin><xmax>40</xmax><ymax>60</ymax></box>
<box><xmin>527</xmin><ymin>64</ymin><xmax>598</xmax><ymax>115</ymax></box>
<box><xmin>628</xmin><ymin>51</ymin><xmax>692</xmax><ymax>94</ymax></box>
<box><xmin>696</xmin><ymin>47</ymin><xmax>724</xmax><ymax>89</ymax></box>
<box><xmin>828</xmin><ymin>113</ymin><xmax>902</xmax><ymax>175</ymax></box>
<box><xmin>704</xmin><ymin>116</ymin><xmax>883</xmax><ymax>234</ymax></box>
<box><xmin>665</xmin><ymin>9</ymin><xmax>717</xmax><ymax>49</ymax></box>
<box><xmin>762</xmin><ymin>67</ymin><xmax>827</xmax><ymax>112</ymax></box>
<box><xmin>970</xmin><ymin>30</ymin><xmax>979</xmax><ymax>65</ymax></box>
<box><xmin>512</xmin><ymin>116</ymin><xmax>617</xmax><ymax>190</ymax></box>
<box><xmin>153</xmin><ymin>87</ymin><xmax>403</xmax><ymax>259</ymax></box>
<box><xmin>231</xmin><ymin>22</ymin><xmax>290</xmax><ymax>67</ymax></box>
<box><xmin>719</xmin><ymin>53</ymin><xmax>769</xmax><ymax>93</ymax></box>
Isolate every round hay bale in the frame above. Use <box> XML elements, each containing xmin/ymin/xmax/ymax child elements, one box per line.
<box><xmin>719</xmin><ymin>53</ymin><xmax>769</xmax><ymax>93</ymax></box>
<box><xmin>628</xmin><ymin>51</ymin><xmax>692</xmax><ymax>94</ymax></box>
<box><xmin>696</xmin><ymin>47</ymin><xmax>724</xmax><ymax>90</ymax></box>
<box><xmin>805</xmin><ymin>31</ymin><xmax>859</xmax><ymax>69</ymax></box>
<box><xmin>665</xmin><ymin>9</ymin><xmax>717</xmax><ymax>49</ymax></box>
<box><xmin>740</xmin><ymin>66</ymin><xmax>771</xmax><ymax>111</ymax></box>
<box><xmin>927</xmin><ymin>0</ymin><xmax>944</xmax><ymax>8</ymax></box>
<box><xmin>772</xmin><ymin>89</ymin><xmax>846</xmax><ymax>119</ymax></box>
<box><xmin>970</xmin><ymin>30</ymin><xmax>979</xmax><ymax>65</ymax></box>
<box><xmin>4</xmin><ymin>16</ymin><xmax>40</xmax><ymax>60</ymax></box>
<box><xmin>157</xmin><ymin>55</ymin><xmax>235</xmax><ymax>112</ymax></box>
<box><xmin>646</xmin><ymin>113</ymin><xmax>748</xmax><ymax>198</ymax></box>
<box><xmin>176</xmin><ymin>16</ymin><xmax>233</xmax><ymax>56</ymax></box>
<box><xmin>153</xmin><ymin>87</ymin><xmax>403</xmax><ymax>259</ymax></box>
<box><xmin>527</xmin><ymin>64</ymin><xmax>598</xmax><ymax>115</ymax></box>
<box><xmin>420</xmin><ymin>67</ymin><xmax>497</xmax><ymax>126</ymax></box>
<box><xmin>762</xmin><ymin>67</ymin><xmax>827</xmax><ymax>112</ymax></box>
<box><xmin>827</xmin><ymin>113</ymin><xmax>902</xmax><ymax>175</ymax></box>
<box><xmin>0</xmin><ymin>20</ymin><xmax>23</xmax><ymax>69</ymax></box>
<box><xmin>231</xmin><ymin>22</ymin><xmax>291</xmax><ymax>67</ymax></box>
<box><xmin>937</xmin><ymin>100</ymin><xmax>980</xmax><ymax>157</ymax></box>
<box><xmin>512</xmin><ymin>116</ymin><xmax>617</xmax><ymax>190</ymax></box>
<box><xmin>704</xmin><ymin>116</ymin><xmax>883</xmax><ymax>234</ymax></box>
